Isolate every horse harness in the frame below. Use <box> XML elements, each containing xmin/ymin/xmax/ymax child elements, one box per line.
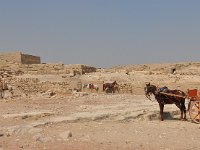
<box><xmin>156</xmin><ymin>87</ymin><xmax>184</xmax><ymax>104</ymax></box>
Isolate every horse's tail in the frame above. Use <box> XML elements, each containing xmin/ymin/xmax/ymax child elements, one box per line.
<box><xmin>103</xmin><ymin>84</ymin><xmax>105</xmax><ymax>91</ymax></box>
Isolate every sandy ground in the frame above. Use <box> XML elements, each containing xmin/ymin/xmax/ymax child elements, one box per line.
<box><xmin>0</xmin><ymin>93</ymin><xmax>200</xmax><ymax>150</ymax></box>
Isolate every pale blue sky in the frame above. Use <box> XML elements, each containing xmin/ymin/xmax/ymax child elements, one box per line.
<box><xmin>0</xmin><ymin>0</ymin><xmax>200</xmax><ymax>68</ymax></box>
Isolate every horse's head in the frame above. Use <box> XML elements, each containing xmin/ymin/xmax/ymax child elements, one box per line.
<box><xmin>144</xmin><ymin>82</ymin><xmax>157</xmax><ymax>100</ymax></box>
<box><xmin>113</xmin><ymin>81</ymin><xmax>117</xmax><ymax>86</ymax></box>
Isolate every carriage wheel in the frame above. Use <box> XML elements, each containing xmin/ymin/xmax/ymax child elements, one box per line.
<box><xmin>189</xmin><ymin>100</ymin><xmax>200</xmax><ymax>124</ymax></box>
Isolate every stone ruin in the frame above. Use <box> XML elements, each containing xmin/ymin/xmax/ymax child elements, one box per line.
<box><xmin>0</xmin><ymin>51</ymin><xmax>41</xmax><ymax>64</ymax></box>
<box><xmin>0</xmin><ymin>52</ymin><xmax>97</xmax><ymax>99</ymax></box>
<box><xmin>0</xmin><ymin>52</ymin><xmax>96</xmax><ymax>75</ymax></box>
<box><xmin>1</xmin><ymin>51</ymin><xmax>199</xmax><ymax>99</ymax></box>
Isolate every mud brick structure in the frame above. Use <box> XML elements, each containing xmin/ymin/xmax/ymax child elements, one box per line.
<box><xmin>0</xmin><ymin>52</ymin><xmax>97</xmax><ymax>75</ymax></box>
<box><xmin>0</xmin><ymin>52</ymin><xmax>41</xmax><ymax>64</ymax></box>
<box><xmin>65</xmin><ymin>64</ymin><xmax>97</xmax><ymax>75</ymax></box>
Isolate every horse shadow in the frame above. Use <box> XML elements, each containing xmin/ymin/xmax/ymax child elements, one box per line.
<box><xmin>157</xmin><ymin>111</ymin><xmax>190</xmax><ymax>121</ymax></box>
<box><xmin>162</xmin><ymin>112</ymin><xmax>179</xmax><ymax>120</ymax></box>
<box><xmin>147</xmin><ymin>110</ymin><xmax>191</xmax><ymax>122</ymax></box>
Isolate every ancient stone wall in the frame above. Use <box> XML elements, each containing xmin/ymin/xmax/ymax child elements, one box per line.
<box><xmin>7</xmin><ymin>77</ymin><xmax>80</xmax><ymax>96</ymax></box>
<box><xmin>19</xmin><ymin>64</ymin><xmax>69</xmax><ymax>75</ymax></box>
<box><xmin>65</xmin><ymin>64</ymin><xmax>96</xmax><ymax>75</ymax></box>
<box><xmin>19</xmin><ymin>64</ymin><xmax>96</xmax><ymax>75</ymax></box>
<box><xmin>0</xmin><ymin>52</ymin><xmax>21</xmax><ymax>63</ymax></box>
<box><xmin>0</xmin><ymin>62</ymin><xmax>97</xmax><ymax>76</ymax></box>
<box><xmin>0</xmin><ymin>52</ymin><xmax>40</xmax><ymax>64</ymax></box>
<box><xmin>21</xmin><ymin>53</ymin><xmax>41</xmax><ymax>64</ymax></box>
<box><xmin>118</xmin><ymin>83</ymin><xmax>133</xmax><ymax>94</ymax></box>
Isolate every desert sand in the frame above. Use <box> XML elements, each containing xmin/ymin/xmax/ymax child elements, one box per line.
<box><xmin>1</xmin><ymin>62</ymin><xmax>200</xmax><ymax>150</ymax></box>
<box><xmin>0</xmin><ymin>93</ymin><xmax>200</xmax><ymax>150</ymax></box>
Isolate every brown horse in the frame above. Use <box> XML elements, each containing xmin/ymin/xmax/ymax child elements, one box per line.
<box><xmin>103</xmin><ymin>81</ymin><xmax>118</xmax><ymax>93</ymax></box>
<box><xmin>145</xmin><ymin>83</ymin><xmax>187</xmax><ymax>121</ymax></box>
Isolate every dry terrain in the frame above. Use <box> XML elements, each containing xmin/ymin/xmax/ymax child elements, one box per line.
<box><xmin>0</xmin><ymin>62</ymin><xmax>200</xmax><ymax>150</ymax></box>
<box><xmin>0</xmin><ymin>93</ymin><xmax>200</xmax><ymax>150</ymax></box>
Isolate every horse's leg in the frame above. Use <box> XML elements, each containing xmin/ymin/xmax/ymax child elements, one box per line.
<box><xmin>91</xmin><ymin>87</ymin><xmax>93</xmax><ymax>93</ymax></box>
<box><xmin>159</xmin><ymin>103</ymin><xmax>164</xmax><ymax>121</ymax></box>
<box><xmin>187</xmin><ymin>101</ymin><xmax>191</xmax><ymax>111</ymax></box>
<box><xmin>175</xmin><ymin>103</ymin><xmax>184</xmax><ymax>120</ymax></box>
<box><xmin>96</xmin><ymin>87</ymin><xmax>99</xmax><ymax>93</ymax></box>
<box><xmin>181</xmin><ymin>102</ymin><xmax>187</xmax><ymax>120</ymax></box>
<box><xmin>108</xmin><ymin>87</ymin><xmax>111</xmax><ymax>93</ymax></box>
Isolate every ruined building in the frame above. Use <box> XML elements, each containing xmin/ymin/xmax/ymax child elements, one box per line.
<box><xmin>0</xmin><ymin>51</ymin><xmax>96</xmax><ymax>75</ymax></box>
<box><xmin>0</xmin><ymin>51</ymin><xmax>41</xmax><ymax>64</ymax></box>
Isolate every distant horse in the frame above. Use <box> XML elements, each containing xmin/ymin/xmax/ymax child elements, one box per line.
<box><xmin>82</xmin><ymin>83</ymin><xmax>99</xmax><ymax>92</ymax></box>
<box><xmin>103</xmin><ymin>81</ymin><xmax>118</xmax><ymax>93</ymax></box>
<box><xmin>144</xmin><ymin>82</ymin><xmax>187</xmax><ymax>121</ymax></box>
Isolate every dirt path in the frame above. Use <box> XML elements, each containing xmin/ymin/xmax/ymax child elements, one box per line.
<box><xmin>0</xmin><ymin>94</ymin><xmax>199</xmax><ymax>150</ymax></box>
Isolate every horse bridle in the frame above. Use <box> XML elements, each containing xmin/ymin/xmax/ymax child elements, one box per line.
<box><xmin>144</xmin><ymin>85</ymin><xmax>156</xmax><ymax>102</ymax></box>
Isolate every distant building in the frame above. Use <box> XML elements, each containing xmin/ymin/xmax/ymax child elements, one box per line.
<box><xmin>65</xmin><ymin>64</ymin><xmax>97</xmax><ymax>75</ymax></box>
<box><xmin>0</xmin><ymin>51</ymin><xmax>41</xmax><ymax>64</ymax></box>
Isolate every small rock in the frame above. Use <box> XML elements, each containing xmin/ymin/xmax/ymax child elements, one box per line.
<box><xmin>59</xmin><ymin>131</ymin><xmax>72</xmax><ymax>139</ymax></box>
<box><xmin>19</xmin><ymin>145</ymin><xmax>23</xmax><ymax>148</ymax></box>
<box><xmin>34</xmin><ymin>134</ymin><xmax>52</xmax><ymax>143</ymax></box>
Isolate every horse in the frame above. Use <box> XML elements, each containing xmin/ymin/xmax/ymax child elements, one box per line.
<box><xmin>144</xmin><ymin>82</ymin><xmax>187</xmax><ymax>121</ymax></box>
<box><xmin>82</xmin><ymin>83</ymin><xmax>99</xmax><ymax>92</ymax></box>
<box><xmin>103</xmin><ymin>81</ymin><xmax>118</xmax><ymax>93</ymax></box>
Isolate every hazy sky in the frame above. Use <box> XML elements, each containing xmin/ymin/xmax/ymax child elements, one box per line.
<box><xmin>0</xmin><ymin>0</ymin><xmax>200</xmax><ymax>68</ymax></box>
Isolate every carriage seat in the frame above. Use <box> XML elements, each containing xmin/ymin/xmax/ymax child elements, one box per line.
<box><xmin>158</xmin><ymin>86</ymin><xmax>169</xmax><ymax>93</ymax></box>
<box><xmin>188</xmin><ymin>89</ymin><xmax>198</xmax><ymax>97</ymax></box>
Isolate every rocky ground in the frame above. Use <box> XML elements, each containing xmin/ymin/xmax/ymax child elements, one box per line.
<box><xmin>0</xmin><ymin>93</ymin><xmax>200</xmax><ymax>150</ymax></box>
<box><xmin>1</xmin><ymin>62</ymin><xmax>200</xmax><ymax>150</ymax></box>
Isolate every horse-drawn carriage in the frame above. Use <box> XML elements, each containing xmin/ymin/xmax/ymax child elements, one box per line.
<box><xmin>187</xmin><ymin>89</ymin><xmax>200</xmax><ymax>124</ymax></box>
<box><xmin>145</xmin><ymin>83</ymin><xmax>200</xmax><ymax>123</ymax></box>
<box><xmin>160</xmin><ymin>89</ymin><xmax>200</xmax><ymax>123</ymax></box>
